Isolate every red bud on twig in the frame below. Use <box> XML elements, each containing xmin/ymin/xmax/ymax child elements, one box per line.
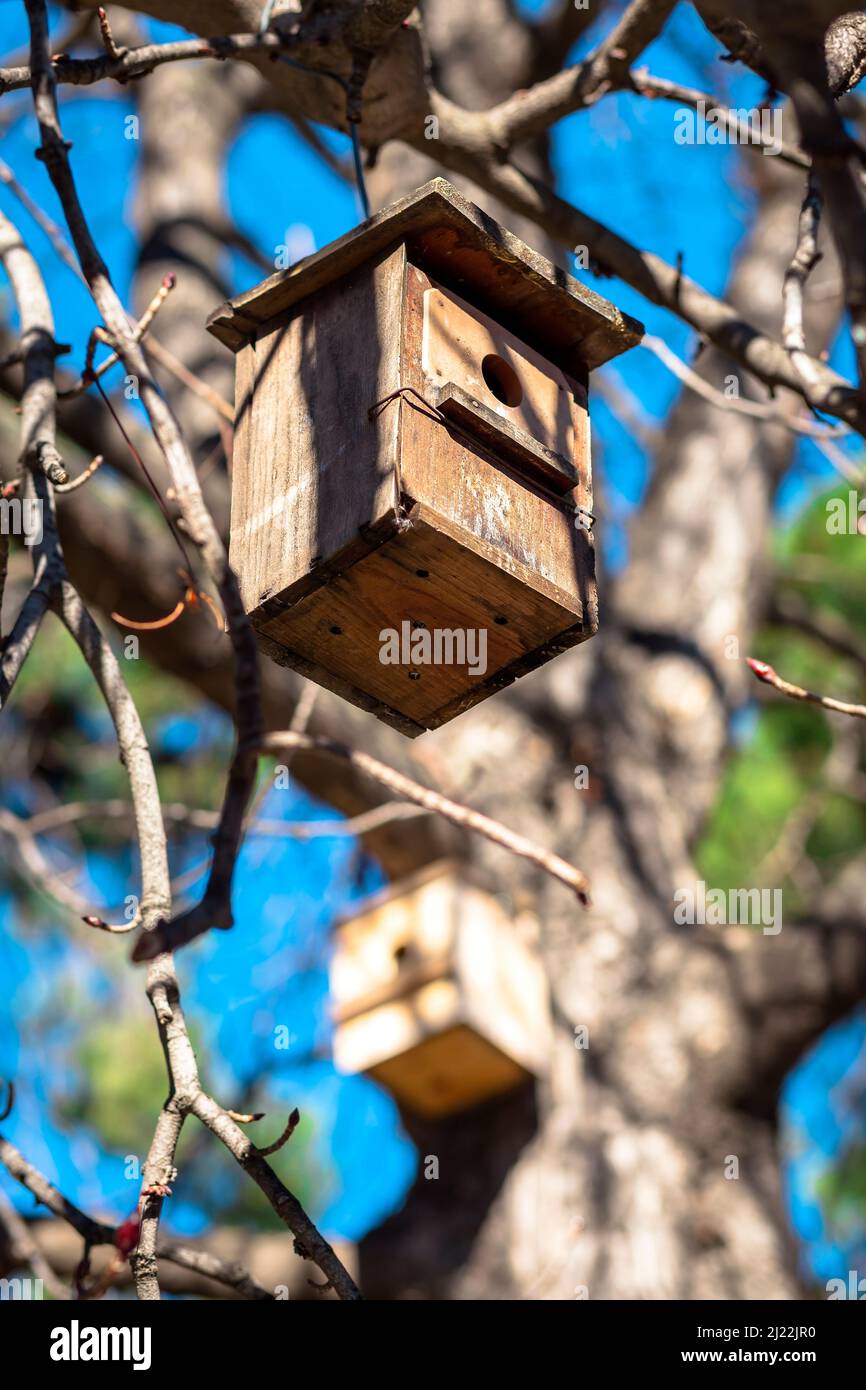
<box><xmin>114</xmin><ymin>1213</ymin><xmax>140</xmax><ymax>1259</ymax></box>
<box><xmin>746</xmin><ymin>657</ymin><xmax>775</xmax><ymax>684</ymax></box>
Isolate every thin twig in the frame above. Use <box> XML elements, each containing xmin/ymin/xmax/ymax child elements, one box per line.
<box><xmin>0</xmin><ymin>155</ymin><xmax>85</xmax><ymax>282</ymax></box>
<box><xmin>640</xmin><ymin>334</ymin><xmax>848</xmax><ymax>440</ymax></box>
<box><xmin>256</xmin><ymin>1107</ymin><xmax>300</xmax><ymax>1156</ymax></box>
<box><xmin>0</xmin><ymin>805</ymin><xmax>95</xmax><ymax>919</ymax></box>
<box><xmin>96</xmin><ymin>7</ymin><xmax>125</xmax><ymax>62</ymax></box>
<box><xmin>60</xmin><ymin>273</ymin><xmax>176</xmax><ymax>398</ymax></box>
<box><xmin>135</xmin><ymin>727</ymin><xmax>591</xmax><ymax>960</ymax></box>
<box><xmin>0</xmin><ymin>1129</ymin><xmax>114</xmax><ymax>1246</ymax></box>
<box><xmin>25</xmin><ymin>0</ymin><xmax>264</xmax><ymax>970</ymax></box>
<box><xmin>20</xmin><ymin>794</ymin><xmax>430</xmax><ymax>841</ymax></box>
<box><xmin>0</xmin><ymin>27</ymin><xmax>311</xmax><ymax>94</ymax></box>
<box><xmin>54</xmin><ymin>452</ymin><xmax>104</xmax><ymax>493</ymax></box>
<box><xmin>190</xmin><ymin>1092</ymin><xmax>360</xmax><ymax>1300</ymax></box>
<box><xmin>144</xmin><ymin>336</ymin><xmax>234</xmax><ymax>425</ymax></box>
<box><xmin>747</xmin><ymin>657</ymin><xmax>866</xmax><ymax>720</ymax></box>
<box><xmin>0</xmin><ymin>1131</ymin><xmax>274</xmax><ymax>1299</ymax></box>
<box><xmin>156</xmin><ymin>1241</ymin><xmax>275</xmax><ymax>1300</ymax></box>
<box><xmin>783</xmin><ymin>175</ymin><xmax>825</xmax><ymax>390</ymax></box>
<box><xmin>0</xmin><ymin>1185</ymin><xmax>70</xmax><ymax>1299</ymax></box>
<box><xmin>267</xmin><ymin>732</ymin><xmax>592</xmax><ymax>900</ymax></box>
<box><xmin>630</xmin><ymin>70</ymin><xmax>810</xmax><ymax>169</ymax></box>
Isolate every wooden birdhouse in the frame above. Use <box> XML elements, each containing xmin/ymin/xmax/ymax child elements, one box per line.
<box><xmin>208</xmin><ymin>179</ymin><xmax>642</xmax><ymax>736</ymax></box>
<box><xmin>328</xmin><ymin>863</ymin><xmax>552</xmax><ymax>1118</ymax></box>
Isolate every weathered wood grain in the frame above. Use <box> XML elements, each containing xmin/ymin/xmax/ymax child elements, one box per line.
<box><xmin>228</xmin><ymin>246</ymin><xmax>406</xmax><ymax>616</ymax></box>
<box><xmin>257</xmin><ymin>510</ymin><xmax>589</xmax><ymax>733</ymax></box>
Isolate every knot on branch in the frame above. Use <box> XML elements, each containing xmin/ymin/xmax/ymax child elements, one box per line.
<box><xmin>34</xmin><ymin>440</ymin><xmax>68</xmax><ymax>486</ymax></box>
<box><xmin>34</xmin><ymin>140</ymin><xmax>72</xmax><ymax>163</ymax></box>
<box><xmin>173</xmin><ymin>1089</ymin><xmax>198</xmax><ymax>1116</ymax></box>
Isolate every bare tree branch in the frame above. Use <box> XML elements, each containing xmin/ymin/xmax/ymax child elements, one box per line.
<box><xmin>630</xmin><ymin>71</ymin><xmax>810</xmax><ymax>167</ymax></box>
<box><xmin>768</xmin><ymin>590</ymin><xmax>866</xmax><ymax>669</ymax></box>
<box><xmin>0</xmin><ymin>27</ymin><xmax>303</xmax><ymax>95</ymax></box>
<box><xmin>747</xmin><ymin>655</ymin><xmax>866</xmax><ymax>719</ymax></box>
<box><xmin>481</xmin><ymin>0</ymin><xmax>680</xmax><ymax>146</ymax></box>
<box><xmin>0</xmin><ymin>1185</ymin><xmax>70</xmax><ymax>1299</ymax></box>
<box><xmin>189</xmin><ymin>1091</ymin><xmax>361</xmax><ymax>1301</ymax></box>
<box><xmin>0</xmin><ymin>205</ymin><xmax>65</xmax><ymax>705</ymax></box>
<box><xmin>20</xmin><ymin>795</ymin><xmax>431</xmax><ymax>841</ymax></box>
<box><xmin>0</xmin><ymin>10</ymin><xmax>355</xmax><ymax>1304</ymax></box>
<box><xmin>0</xmin><ymin>1129</ymin><xmax>275</xmax><ymax>1300</ymax></box>
<box><xmin>641</xmin><ymin>331</ymin><xmax>849</xmax><ymax>439</ymax></box>
<box><xmin>135</xmin><ymin>726</ymin><xmax>592</xmax><ymax>960</ymax></box>
<box><xmin>782</xmin><ymin>173</ymin><xmax>826</xmax><ymax>392</ymax></box>
<box><xmin>2</xmin><ymin>0</ymin><xmax>861</xmax><ymax>436</ymax></box>
<box><xmin>24</xmin><ymin>0</ymin><xmax>263</xmax><ymax>963</ymax></box>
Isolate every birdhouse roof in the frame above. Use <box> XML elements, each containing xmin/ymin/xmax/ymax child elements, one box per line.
<box><xmin>206</xmin><ymin>178</ymin><xmax>643</xmax><ymax>372</ymax></box>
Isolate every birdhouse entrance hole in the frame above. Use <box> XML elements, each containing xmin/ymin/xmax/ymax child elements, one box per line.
<box><xmin>481</xmin><ymin>353</ymin><xmax>523</xmax><ymax>408</ymax></box>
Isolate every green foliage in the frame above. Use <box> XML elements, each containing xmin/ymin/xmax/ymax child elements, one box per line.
<box><xmin>58</xmin><ymin>1018</ymin><xmax>336</xmax><ymax>1223</ymax></box>
<box><xmin>12</xmin><ymin>618</ymin><xmax>228</xmax><ymax>847</ymax></box>
<box><xmin>776</xmin><ymin>486</ymin><xmax>866</xmax><ymax>637</ymax></box>
<box><xmin>59</xmin><ymin>1014</ymin><xmax>170</xmax><ymax>1155</ymax></box>
<box><xmin>698</xmin><ymin>484</ymin><xmax>866</xmax><ymax>913</ymax></box>
<box><xmin>817</xmin><ymin>1143</ymin><xmax>866</xmax><ymax>1237</ymax></box>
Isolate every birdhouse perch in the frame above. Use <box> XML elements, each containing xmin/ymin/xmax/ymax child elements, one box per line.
<box><xmin>208</xmin><ymin>180</ymin><xmax>643</xmax><ymax>736</ymax></box>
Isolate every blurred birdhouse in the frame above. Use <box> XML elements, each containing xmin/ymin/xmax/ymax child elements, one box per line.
<box><xmin>208</xmin><ymin>179</ymin><xmax>642</xmax><ymax>736</ymax></box>
<box><xmin>328</xmin><ymin>863</ymin><xmax>552</xmax><ymax>1118</ymax></box>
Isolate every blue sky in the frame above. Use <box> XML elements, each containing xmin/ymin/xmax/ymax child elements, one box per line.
<box><xmin>0</xmin><ymin>1</ymin><xmax>864</xmax><ymax>1286</ymax></box>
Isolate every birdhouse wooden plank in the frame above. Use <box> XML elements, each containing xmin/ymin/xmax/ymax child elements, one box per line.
<box><xmin>328</xmin><ymin>864</ymin><xmax>552</xmax><ymax>1118</ymax></box>
<box><xmin>208</xmin><ymin>180</ymin><xmax>642</xmax><ymax>736</ymax></box>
